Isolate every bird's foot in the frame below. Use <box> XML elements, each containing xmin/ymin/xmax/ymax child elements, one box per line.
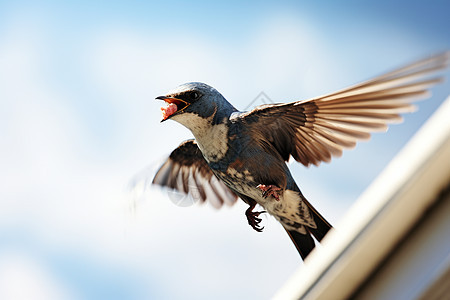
<box><xmin>257</xmin><ymin>184</ymin><xmax>281</xmax><ymax>201</ymax></box>
<box><xmin>245</xmin><ymin>205</ymin><xmax>266</xmax><ymax>232</ymax></box>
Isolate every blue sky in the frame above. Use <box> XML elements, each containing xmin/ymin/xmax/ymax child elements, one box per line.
<box><xmin>0</xmin><ymin>1</ymin><xmax>449</xmax><ymax>299</ymax></box>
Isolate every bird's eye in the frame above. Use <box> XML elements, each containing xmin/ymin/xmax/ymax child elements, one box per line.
<box><xmin>190</xmin><ymin>91</ymin><xmax>200</xmax><ymax>100</ymax></box>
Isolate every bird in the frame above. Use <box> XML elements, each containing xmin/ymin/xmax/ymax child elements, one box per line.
<box><xmin>151</xmin><ymin>53</ymin><xmax>448</xmax><ymax>260</ymax></box>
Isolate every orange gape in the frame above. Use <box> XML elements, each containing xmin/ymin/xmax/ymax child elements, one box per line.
<box><xmin>161</xmin><ymin>102</ymin><xmax>178</xmax><ymax>120</ymax></box>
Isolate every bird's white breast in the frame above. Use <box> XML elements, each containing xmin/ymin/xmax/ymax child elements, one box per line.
<box><xmin>172</xmin><ymin>113</ymin><xmax>229</xmax><ymax>162</ymax></box>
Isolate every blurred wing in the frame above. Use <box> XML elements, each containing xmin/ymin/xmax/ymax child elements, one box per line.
<box><xmin>238</xmin><ymin>52</ymin><xmax>449</xmax><ymax>167</ymax></box>
<box><xmin>152</xmin><ymin>139</ymin><xmax>238</xmax><ymax>208</ymax></box>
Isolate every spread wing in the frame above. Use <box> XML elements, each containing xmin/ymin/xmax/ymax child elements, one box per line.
<box><xmin>152</xmin><ymin>139</ymin><xmax>238</xmax><ymax>208</ymax></box>
<box><xmin>236</xmin><ymin>52</ymin><xmax>449</xmax><ymax>167</ymax></box>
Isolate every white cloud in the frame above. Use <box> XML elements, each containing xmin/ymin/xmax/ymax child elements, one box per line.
<box><xmin>0</xmin><ymin>251</ymin><xmax>77</xmax><ymax>300</ymax></box>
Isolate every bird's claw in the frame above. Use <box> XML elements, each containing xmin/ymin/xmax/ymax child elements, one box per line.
<box><xmin>257</xmin><ymin>184</ymin><xmax>281</xmax><ymax>201</ymax></box>
<box><xmin>245</xmin><ymin>206</ymin><xmax>266</xmax><ymax>232</ymax></box>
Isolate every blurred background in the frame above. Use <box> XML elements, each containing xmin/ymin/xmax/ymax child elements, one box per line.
<box><xmin>0</xmin><ymin>1</ymin><xmax>449</xmax><ymax>299</ymax></box>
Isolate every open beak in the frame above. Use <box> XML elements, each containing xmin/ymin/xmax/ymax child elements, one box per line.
<box><xmin>156</xmin><ymin>96</ymin><xmax>190</xmax><ymax>121</ymax></box>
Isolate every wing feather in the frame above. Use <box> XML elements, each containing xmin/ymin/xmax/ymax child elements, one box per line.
<box><xmin>238</xmin><ymin>52</ymin><xmax>449</xmax><ymax>166</ymax></box>
<box><xmin>152</xmin><ymin>139</ymin><xmax>238</xmax><ymax>207</ymax></box>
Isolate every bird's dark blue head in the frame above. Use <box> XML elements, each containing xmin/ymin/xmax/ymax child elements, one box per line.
<box><xmin>156</xmin><ymin>82</ymin><xmax>237</xmax><ymax>129</ymax></box>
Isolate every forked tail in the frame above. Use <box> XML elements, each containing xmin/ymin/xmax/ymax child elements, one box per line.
<box><xmin>286</xmin><ymin>199</ymin><xmax>332</xmax><ymax>260</ymax></box>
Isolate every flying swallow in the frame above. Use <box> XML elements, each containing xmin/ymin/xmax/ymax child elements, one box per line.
<box><xmin>151</xmin><ymin>53</ymin><xmax>448</xmax><ymax>260</ymax></box>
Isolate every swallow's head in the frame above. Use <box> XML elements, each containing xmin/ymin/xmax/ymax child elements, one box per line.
<box><xmin>156</xmin><ymin>82</ymin><xmax>231</xmax><ymax>128</ymax></box>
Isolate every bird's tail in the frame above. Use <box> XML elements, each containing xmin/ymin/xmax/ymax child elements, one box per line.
<box><xmin>285</xmin><ymin>198</ymin><xmax>332</xmax><ymax>260</ymax></box>
<box><xmin>304</xmin><ymin>197</ymin><xmax>333</xmax><ymax>242</ymax></box>
<box><xmin>285</xmin><ymin>229</ymin><xmax>316</xmax><ymax>260</ymax></box>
